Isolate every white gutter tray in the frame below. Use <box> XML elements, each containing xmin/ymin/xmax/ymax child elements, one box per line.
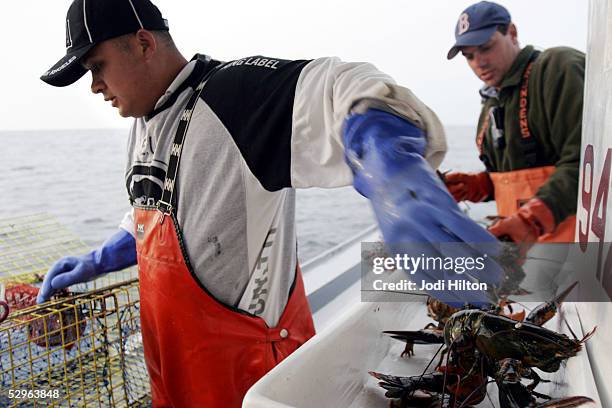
<box><xmin>243</xmin><ymin>300</ymin><xmax>601</xmax><ymax>407</ymax></box>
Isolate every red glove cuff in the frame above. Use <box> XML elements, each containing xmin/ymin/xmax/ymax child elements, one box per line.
<box><xmin>444</xmin><ymin>171</ymin><xmax>493</xmax><ymax>203</ymax></box>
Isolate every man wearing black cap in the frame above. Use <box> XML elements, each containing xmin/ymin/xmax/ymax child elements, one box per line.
<box><xmin>445</xmin><ymin>1</ymin><xmax>584</xmax><ymax>252</ymax></box>
<box><xmin>38</xmin><ymin>0</ymin><xmax>509</xmax><ymax>405</ymax></box>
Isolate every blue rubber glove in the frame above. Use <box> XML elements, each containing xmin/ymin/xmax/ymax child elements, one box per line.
<box><xmin>343</xmin><ymin>109</ymin><xmax>503</xmax><ymax>306</ymax></box>
<box><xmin>36</xmin><ymin>229</ymin><xmax>137</xmax><ymax>303</ymax></box>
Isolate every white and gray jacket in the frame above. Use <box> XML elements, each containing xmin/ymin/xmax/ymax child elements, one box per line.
<box><xmin>120</xmin><ymin>54</ymin><xmax>447</xmax><ymax>327</ymax></box>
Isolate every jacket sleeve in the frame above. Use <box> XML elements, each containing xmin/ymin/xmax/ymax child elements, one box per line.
<box><xmin>118</xmin><ymin>209</ymin><xmax>135</xmax><ymax>238</ymax></box>
<box><xmin>534</xmin><ymin>48</ymin><xmax>585</xmax><ymax>224</ymax></box>
<box><xmin>290</xmin><ymin>57</ymin><xmax>447</xmax><ymax>188</ymax></box>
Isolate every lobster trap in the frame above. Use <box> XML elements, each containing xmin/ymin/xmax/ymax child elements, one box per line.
<box><xmin>0</xmin><ymin>214</ymin><xmax>150</xmax><ymax>407</ymax></box>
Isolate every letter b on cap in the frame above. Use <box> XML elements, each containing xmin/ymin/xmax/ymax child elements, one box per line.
<box><xmin>458</xmin><ymin>13</ymin><xmax>470</xmax><ymax>35</ymax></box>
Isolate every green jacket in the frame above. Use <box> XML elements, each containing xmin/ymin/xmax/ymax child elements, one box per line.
<box><xmin>476</xmin><ymin>45</ymin><xmax>585</xmax><ymax>224</ymax></box>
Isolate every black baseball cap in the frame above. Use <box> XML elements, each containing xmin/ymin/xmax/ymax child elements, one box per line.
<box><xmin>41</xmin><ymin>0</ymin><xmax>169</xmax><ymax>87</ymax></box>
<box><xmin>447</xmin><ymin>1</ymin><xmax>511</xmax><ymax>60</ymax></box>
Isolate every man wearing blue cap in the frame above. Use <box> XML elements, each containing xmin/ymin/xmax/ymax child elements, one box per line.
<box><xmin>445</xmin><ymin>1</ymin><xmax>584</xmax><ymax>252</ymax></box>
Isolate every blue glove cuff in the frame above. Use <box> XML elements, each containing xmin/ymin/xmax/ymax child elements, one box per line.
<box><xmin>91</xmin><ymin>229</ymin><xmax>137</xmax><ymax>274</ymax></box>
<box><xmin>343</xmin><ymin>109</ymin><xmax>426</xmax><ymax>198</ymax></box>
<box><xmin>343</xmin><ymin>109</ymin><xmax>503</xmax><ymax>305</ymax></box>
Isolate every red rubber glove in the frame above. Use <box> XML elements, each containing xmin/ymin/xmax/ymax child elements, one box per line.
<box><xmin>444</xmin><ymin>171</ymin><xmax>493</xmax><ymax>203</ymax></box>
<box><xmin>488</xmin><ymin>197</ymin><xmax>556</xmax><ymax>256</ymax></box>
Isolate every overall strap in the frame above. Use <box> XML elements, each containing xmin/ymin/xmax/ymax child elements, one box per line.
<box><xmin>518</xmin><ymin>50</ymin><xmax>541</xmax><ymax>167</ymax></box>
<box><xmin>156</xmin><ymin>60</ymin><xmax>225</xmax><ymax>223</ymax></box>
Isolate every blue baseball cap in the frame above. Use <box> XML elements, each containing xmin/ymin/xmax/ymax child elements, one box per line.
<box><xmin>447</xmin><ymin>1</ymin><xmax>511</xmax><ymax>60</ymax></box>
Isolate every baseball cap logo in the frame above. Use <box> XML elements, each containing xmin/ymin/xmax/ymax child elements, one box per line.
<box><xmin>457</xmin><ymin>13</ymin><xmax>470</xmax><ymax>35</ymax></box>
<box><xmin>65</xmin><ymin>19</ymin><xmax>73</xmax><ymax>49</ymax></box>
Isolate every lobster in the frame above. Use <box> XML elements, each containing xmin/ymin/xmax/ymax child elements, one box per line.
<box><xmin>388</xmin><ymin>282</ymin><xmax>577</xmax><ymax>359</ymax></box>
<box><xmin>0</xmin><ymin>283</ymin><xmax>86</xmax><ymax>351</ymax></box>
<box><xmin>0</xmin><ymin>283</ymin><xmax>40</xmax><ymax>322</ymax></box>
<box><xmin>371</xmin><ymin>283</ymin><xmax>595</xmax><ymax>407</ymax></box>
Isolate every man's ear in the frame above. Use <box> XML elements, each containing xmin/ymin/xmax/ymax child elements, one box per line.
<box><xmin>508</xmin><ymin>23</ymin><xmax>519</xmax><ymax>45</ymax></box>
<box><xmin>135</xmin><ymin>29</ymin><xmax>157</xmax><ymax>59</ymax></box>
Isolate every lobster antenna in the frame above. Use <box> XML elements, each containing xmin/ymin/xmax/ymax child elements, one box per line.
<box><xmin>457</xmin><ymin>379</ymin><xmax>495</xmax><ymax>408</ymax></box>
<box><xmin>421</xmin><ymin>343</ymin><xmax>444</xmax><ymax>374</ymax></box>
<box><xmin>408</xmin><ymin>343</ymin><xmax>444</xmax><ymax>399</ymax></box>
<box><xmin>564</xmin><ymin>319</ymin><xmax>579</xmax><ymax>341</ymax></box>
<box><xmin>461</xmin><ymin>353</ymin><xmax>493</xmax><ymax>408</ymax></box>
<box><xmin>440</xmin><ymin>336</ymin><xmax>457</xmax><ymax>407</ymax></box>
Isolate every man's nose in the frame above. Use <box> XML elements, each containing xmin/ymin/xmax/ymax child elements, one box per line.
<box><xmin>90</xmin><ymin>75</ymin><xmax>104</xmax><ymax>95</ymax></box>
<box><xmin>474</xmin><ymin>52</ymin><xmax>488</xmax><ymax>69</ymax></box>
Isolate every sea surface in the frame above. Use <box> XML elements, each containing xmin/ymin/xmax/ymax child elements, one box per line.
<box><xmin>0</xmin><ymin>126</ymin><xmax>494</xmax><ymax>262</ymax></box>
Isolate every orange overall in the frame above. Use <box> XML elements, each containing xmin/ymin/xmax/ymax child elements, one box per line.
<box><xmin>135</xmin><ymin>210</ymin><xmax>315</xmax><ymax>407</ymax></box>
<box><xmin>133</xmin><ymin>67</ymin><xmax>315</xmax><ymax>407</ymax></box>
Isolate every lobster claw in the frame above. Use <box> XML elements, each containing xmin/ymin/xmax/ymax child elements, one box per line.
<box><xmin>383</xmin><ymin>330</ymin><xmax>445</xmax><ymax>345</ymax></box>
<box><xmin>525</xmin><ymin>282</ymin><xmax>579</xmax><ymax>326</ymax></box>
<box><xmin>383</xmin><ymin>329</ymin><xmax>444</xmax><ymax>358</ymax></box>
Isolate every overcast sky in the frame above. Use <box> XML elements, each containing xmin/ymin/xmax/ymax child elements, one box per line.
<box><xmin>0</xmin><ymin>0</ymin><xmax>588</xmax><ymax>131</ymax></box>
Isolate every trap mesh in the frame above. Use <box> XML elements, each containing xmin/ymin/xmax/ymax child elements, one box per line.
<box><xmin>0</xmin><ymin>214</ymin><xmax>150</xmax><ymax>407</ymax></box>
<box><xmin>0</xmin><ymin>214</ymin><xmax>137</xmax><ymax>287</ymax></box>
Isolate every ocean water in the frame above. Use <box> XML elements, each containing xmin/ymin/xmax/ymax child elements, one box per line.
<box><xmin>0</xmin><ymin>126</ymin><xmax>493</xmax><ymax>262</ymax></box>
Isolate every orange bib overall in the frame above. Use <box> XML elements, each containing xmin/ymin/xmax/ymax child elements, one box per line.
<box><xmin>133</xmin><ymin>65</ymin><xmax>315</xmax><ymax>407</ymax></box>
<box><xmin>135</xmin><ymin>210</ymin><xmax>315</xmax><ymax>407</ymax></box>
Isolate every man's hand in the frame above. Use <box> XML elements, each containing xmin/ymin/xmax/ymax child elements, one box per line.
<box><xmin>37</xmin><ymin>229</ymin><xmax>137</xmax><ymax>303</ymax></box>
<box><xmin>488</xmin><ymin>197</ymin><xmax>556</xmax><ymax>257</ymax></box>
<box><xmin>343</xmin><ymin>109</ymin><xmax>504</xmax><ymax>306</ymax></box>
<box><xmin>37</xmin><ymin>255</ymin><xmax>99</xmax><ymax>303</ymax></box>
<box><xmin>444</xmin><ymin>171</ymin><xmax>493</xmax><ymax>203</ymax></box>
